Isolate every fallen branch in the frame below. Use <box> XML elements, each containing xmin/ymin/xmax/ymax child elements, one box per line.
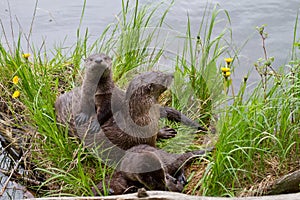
<box><xmin>0</xmin><ymin>168</ymin><xmax>42</xmax><ymax>186</ymax></box>
<box><xmin>26</xmin><ymin>190</ymin><xmax>300</xmax><ymax>200</ymax></box>
<box><xmin>0</xmin><ymin>148</ymin><xmax>29</xmax><ymax>196</ymax></box>
<box><xmin>266</xmin><ymin>169</ymin><xmax>300</xmax><ymax>195</ymax></box>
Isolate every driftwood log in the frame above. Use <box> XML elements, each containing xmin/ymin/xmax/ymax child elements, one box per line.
<box><xmin>26</xmin><ymin>190</ymin><xmax>300</xmax><ymax>200</ymax></box>
<box><xmin>266</xmin><ymin>169</ymin><xmax>300</xmax><ymax>195</ymax></box>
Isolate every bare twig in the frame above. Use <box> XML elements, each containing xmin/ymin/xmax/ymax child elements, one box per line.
<box><xmin>27</xmin><ymin>0</ymin><xmax>39</xmax><ymax>52</ymax></box>
<box><xmin>259</xmin><ymin>29</ymin><xmax>268</xmax><ymax>101</ymax></box>
<box><xmin>0</xmin><ymin>168</ymin><xmax>41</xmax><ymax>186</ymax></box>
<box><xmin>0</xmin><ymin>148</ymin><xmax>29</xmax><ymax>196</ymax></box>
<box><xmin>6</xmin><ymin>0</ymin><xmax>15</xmax><ymax>53</ymax></box>
<box><xmin>0</xmin><ymin>19</ymin><xmax>12</xmax><ymax>54</ymax></box>
<box><xmin>25</xmin><ymin>191</ymin><xmax>300</xmax><ymax>200</ymax></box>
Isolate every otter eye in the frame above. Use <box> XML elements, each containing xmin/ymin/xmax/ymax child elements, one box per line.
<box><xmin>147</xmin><ymin>84</ymin><xmax>153</xmax><ymax>92</ymax></box>
<box><xmin>83</xmin><ymin>58</ymin><xmax>93</xmax><ymax>62</ymax></box>
<box><xmin>104</xmin><ymin>56</ymin><xmax>110</xmax><ymax>61</ymax></box>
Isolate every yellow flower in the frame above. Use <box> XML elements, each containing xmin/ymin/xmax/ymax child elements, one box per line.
<box><xmin>221</xmin><ymin>67</ymin><xmax>230</xmax><ymax>73</ymax></box>
<box><xmin>224</xmin><ymin>57</ymin><xmax>233</xmax><ymax>65</ymax></box>
<box><xmin>12</xmin><ymin>90</ymin><xmax>20</xmax><ymax>99</ymax></box>
<box><xmin>22</xmin><ymin>53</ymin><xmax>31</xmax><ymax>59</ymax></box>
<box><xmin>12</xmin><ymin>76</ymin><xmax>19</xmax><ymax>84</ymax></box>
<box><xmin>224</xmin><ymin>71</ymin><xmax>231</xmax><ymax>78</ymax></box>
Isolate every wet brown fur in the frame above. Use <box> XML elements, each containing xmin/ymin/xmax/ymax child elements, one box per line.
<box><xmin>93</xmin><ymin>144</ymin><xmax>213</xmax><ymax>195</ymax></box>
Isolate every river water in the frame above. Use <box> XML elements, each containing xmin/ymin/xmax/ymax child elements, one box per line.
<box><xmin>0</xmin><ymin>0</ymin><xmax>299</xmax><ymax>82</ymax></box>
<box><xmin>0</xmin><ymin>0</ymin><xmax>299</xmax><ymax>198</ymax></box>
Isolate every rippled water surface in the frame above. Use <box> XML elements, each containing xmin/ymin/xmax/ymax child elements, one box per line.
<box><xmin>1</xmin><ymin>1</ymin><xmax>299</xmax><ymax>80</ymax></box>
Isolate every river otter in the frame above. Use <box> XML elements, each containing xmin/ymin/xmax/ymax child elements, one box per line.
<box><xmin>92</xmin><ymin>144</ymin><xmax>213</xmax><ymax>195</ymax></box>
<box><xmin>55</xmin><ymin>53</ymin><xmax>111</xmax><ymax>136</ymax></box>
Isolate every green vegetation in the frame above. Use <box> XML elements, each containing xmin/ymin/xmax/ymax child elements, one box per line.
<box><xmin>0</xmin><ymin>0</ymin><xmax>299</xmax><ymax>198</ymax></box>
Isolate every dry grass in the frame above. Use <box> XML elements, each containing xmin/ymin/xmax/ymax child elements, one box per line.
<box><xmin>185</xmin><ymin>160</ymin><xmax>210</xmax><ymax>195</ymax></box>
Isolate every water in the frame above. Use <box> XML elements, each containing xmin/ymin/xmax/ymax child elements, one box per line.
<box><xmin>0</xmin><ymin>143</ymin><xmax>31</xmax><ymax>200</ymax></box>
<box><xmin>0</xmin><ymin>1</ymin><xmax>299</xmax><ymax>72</ymax></box>
<box><xmin>0</xmin><ymin>0</ymin><xmax>299</xmax><ymax>198</ymax></box>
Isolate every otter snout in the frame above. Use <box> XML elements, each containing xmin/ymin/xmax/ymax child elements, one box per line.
<box><xmin>94</xmin><ymin>57</ymin><xmax>103</xmax><ymax>64</ymax></box>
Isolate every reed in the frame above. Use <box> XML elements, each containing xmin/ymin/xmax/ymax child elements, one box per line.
<box><xmin>198</xmin><ymin>13</ymin><xmax>300</xmax><ymax>196</ymax></box>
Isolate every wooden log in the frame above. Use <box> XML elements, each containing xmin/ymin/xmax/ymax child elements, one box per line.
<box><xmin>266</xmin><ymin>169</ymin><xmax>300</xmax><ymax>195</ymax></box>
<box><xmin>26</xmin><ymin>190</ymin><xmax>300</xmax><ymax>200</ymax></box>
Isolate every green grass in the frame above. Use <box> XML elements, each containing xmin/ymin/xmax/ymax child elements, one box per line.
<box><xmin>0</xmin><ymin>0</ymin><xmax>299</xmax><ymax>198</ymax></box>
<box><xmin>171</xmin><ymin>4</ymin><xmax>231</xmax><ymax>125</ymax></box>
<box><xmin>200</xmin><ymin>83</ymin><xmax>299</xmax><ymax>196</ymax></box>
<box><xmin>199</xmin><ymin>15</ymin><xmax>300</xmax><ymax>196</ymax></box>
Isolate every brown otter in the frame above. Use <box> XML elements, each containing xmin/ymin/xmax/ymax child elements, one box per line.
<box><xmin>97</xmin><ymin>71</ymin><xmax>175</xmax><ymax>152</ymax></box>
<box><xmin>55</xmin><ymin>53</ymin><xmax>111</xmax><ymax>136</ymax></box>
<box><xmin>94</xmin><ymin>65</ymin><xmax>206</xmax><ymax>141</ymax></box>
<box><xmin>92</xmin><ymin>144</ymin><xmax>213</xmax><ymax>195</ymax></box>
<box><xmin>94</xmin><ymin>68</ymin><xmax>178</xmax><ymax>139</ymax></box>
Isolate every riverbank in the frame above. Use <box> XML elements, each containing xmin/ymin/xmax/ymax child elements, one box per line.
<box><xmin>0</xmin><ymin>0</ymin><xmax>299</xmax><ymax>198</ymax></box>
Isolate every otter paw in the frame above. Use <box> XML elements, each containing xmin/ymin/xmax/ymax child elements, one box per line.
<box><xmin>157</xmin><ymin>126</ymin><xmax>177</xmax><ymax>139</ymax></box>
<box><xmin>75</xmin><ymin>112</ymin><xmax>90</xmax><ymax>126</ymax></box>
<box><xmin>166</xmin><ymin>174</ymin><xmax>184</xmax><ymax>192</ymax></box>
<box><xmin>176</xmin><ymin>173</ymin><xmax>188</xmax><ymax>185</ymax></box>
<box><xmin>88</xmin><ymin>119</ymin><xmax>100</xmax><ymax>133</ymax></box>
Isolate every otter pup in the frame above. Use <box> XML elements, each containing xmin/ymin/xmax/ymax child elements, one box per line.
<box><xmin>55</xmin><ymin>53</ymin><xmax>111</xmax><ymax>136</ymax></box>
<box><xmin>93</xmin><ymin>144</ymin><xmax>213</xmax><ymax>195</ymax></box>
<box><xmin>98</xmin><ymin>71</ymin><xmax>175</xmax><ymax>151</ymax></box>
<box><xmin>95</xmin><ymin>68</ymin><xmax>178</xmax><ymax>139</ymax></box>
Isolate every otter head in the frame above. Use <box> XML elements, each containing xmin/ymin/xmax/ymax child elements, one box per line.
<box><xmin>84</xmin><ymin>53</ymin><xmax>112</xmax><ymax>79</ymax></box>
<box><xmin>124</xmin><ymin>71</ymin><xmax>173</xmax><ymax>126</ymax></box>
<box><xmin>126</xmin><ymin>71</ymin><xmax>173</xmax><ymax>103</ymax></box>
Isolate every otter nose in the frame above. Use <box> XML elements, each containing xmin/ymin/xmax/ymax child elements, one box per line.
<box><xmin>94</xmin><ymin>57</ymin><xmax>103</xmax><ymax>64</ymax></box>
